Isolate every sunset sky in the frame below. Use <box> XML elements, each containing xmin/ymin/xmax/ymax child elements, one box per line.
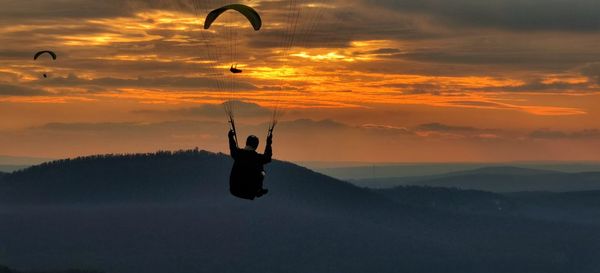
<box><xmin>1</xmin><ymin>0</ymin><xmax>600</xmax><ymax>162</ymax></box>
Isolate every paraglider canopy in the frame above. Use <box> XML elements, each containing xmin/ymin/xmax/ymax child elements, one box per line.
<box><xmin>34</xmin><ymin>51</ymin><xmax>56</xmax><ymax>79</ymax></box>
<box><xmin>204</xmin><ymin>4</ymin><xmax>262</xmax><ymax>31</ymax></box>
<box><xmin>34</xmin><ymin>50</ymin><xmax>57</xmax><ymax>60</ymax></box>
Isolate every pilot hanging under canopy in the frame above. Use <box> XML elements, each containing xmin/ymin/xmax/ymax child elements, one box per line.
<box><xmin>201</xmin><ymin>3</ymin><xmax>281</xmax><ymax>199</ymax></box>
<box><xmin>204</xmin><ymin>4</ymin><xmax>261</xmax><ymax>74</ymax></box>
<box><xmin>230</xmin><ymin>64</ymin><xmax>242</xmax><ymax>74</ymax></box>
<box><xmin>228</xmin><ymin>120</ymin><xmax>275</xmax><ymax>200</ymax></box>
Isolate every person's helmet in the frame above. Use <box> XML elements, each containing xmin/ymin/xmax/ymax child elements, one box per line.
<box><xmin>246</xmin><ymin>135</ymin><xmax>259</xmax><ymax>149</ymax></box>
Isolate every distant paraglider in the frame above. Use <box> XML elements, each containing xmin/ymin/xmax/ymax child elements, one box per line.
<box><xmin>204</xmin><ymin>4</ymin><xmax>261</xmax><ymax>74</ymax></box>
<box><xmin>33</xmin><ymin>50</ymin><xmax>57</xmax><ymax>78</ymax></box>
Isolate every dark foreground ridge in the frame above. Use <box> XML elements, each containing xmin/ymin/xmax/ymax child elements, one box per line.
<box><xmin>0</xmin><ymin>149</ymin><xmax>380</xmax><ymax>207</ymax></box>
<box><xmin>1</xmin><ymin>150</ymin><xmax>600</xmax><ymax>273</ymax></box>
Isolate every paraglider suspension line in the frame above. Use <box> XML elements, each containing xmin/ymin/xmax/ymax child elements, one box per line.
<box><xmin>225</xmin><ymin>102</ymin><xmax>238</xmax><ymax>146</ymax></box>
<box><xmin>269</xmin><ymin>107</ymin><xmax>280</xmax><ymax>136</ymax></box>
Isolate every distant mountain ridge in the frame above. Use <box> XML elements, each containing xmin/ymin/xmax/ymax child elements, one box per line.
<box><xmin>0</xmin><ymin>155</ymin><xmax>52</xmax><ymax>165</ymax></box>
<box><xmin>351</xmin><ymin>166</ymin><xmax>600</xmax><ymax>192</ymax></box>
<box><xmin>318</xmin><ymin>162</ymin><xmax>600</xmax><ymax>180</ymax></box>
<box><xmin>0</xmin><ymin>165</ymin><xmax>28</xmax><ymax>172</ymax></box>
<box><xmin>446</xmin><ymin>166</ymin><xmax>559</xmax><ymax>175</ymax></box>
<box><xmin>0</xmin><ymin>155</ymin><xmax>51</xmax><ymax>173</ymax></box>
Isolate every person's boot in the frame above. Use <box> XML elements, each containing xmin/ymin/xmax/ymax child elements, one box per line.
<box><xmin>256</xmin><ymin>188</ymin><xmax>269</xmax><ymax>198</ymax></box>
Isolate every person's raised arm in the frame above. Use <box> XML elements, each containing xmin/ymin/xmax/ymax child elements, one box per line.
<box><xmin>228</xmin><ymin>129</ymin><xmax>238</xmax><ymax>159</ymax></box>
<box><xmin>262</xmin><ymin>132</ymin><xmax>273</xmax><ymax>164</ymax></box>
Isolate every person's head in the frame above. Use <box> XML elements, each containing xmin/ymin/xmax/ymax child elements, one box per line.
<box><xmin>245</xmin><ymin>135</ymin><xmax>259</xmax><ymax>150</ymax></box>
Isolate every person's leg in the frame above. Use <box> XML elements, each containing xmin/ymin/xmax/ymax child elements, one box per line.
<box><xmin>259</xmin><ymin>171</ymin><xmax>266</xmax><ymax>188</ymax></box>
<box><xmin>256</xmin><ymin>171</ymin><xmax>268</xmax><ymax>197</ymax></box>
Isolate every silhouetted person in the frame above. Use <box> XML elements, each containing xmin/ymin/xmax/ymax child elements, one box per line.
<box><xmin>228</xmin><ymin>129</ymin><xmax>272</xmax><ymax>200</ymax></box>
<box><xmin>230</xmin><ymin>64</ymin><xmax>242</xmax><ymax>74</ymax></box>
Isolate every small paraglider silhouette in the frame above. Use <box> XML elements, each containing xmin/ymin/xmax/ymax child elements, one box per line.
<box><xmin>33</xmin><ymin>50</ymin><xmax>57</xmax><ymax>78</ymax></box>
<box><xmin>230</xmin><ymin>64</ymin><xmax>242</xmax><ymax>74</ymax></box>
<box><xmin>204</xmin><ymin>4</ymin><xmax>261</xmax><ymax>74</ymax></box>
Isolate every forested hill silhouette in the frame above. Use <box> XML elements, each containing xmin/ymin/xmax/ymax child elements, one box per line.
<box><xmin>0</xmin><ymin>149</ymin><xmax>383</xmax><ymax>207</ymax></box>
